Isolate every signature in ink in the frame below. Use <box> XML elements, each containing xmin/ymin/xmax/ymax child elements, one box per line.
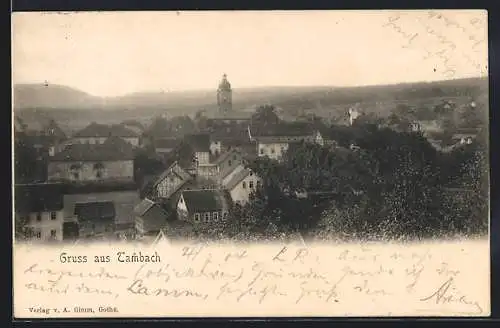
<box><xmin>419</xmin><ymin>277</ymin><xmax>483</xmax><ymax>314</ymax></box>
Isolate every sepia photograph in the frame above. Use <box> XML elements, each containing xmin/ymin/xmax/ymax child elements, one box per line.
<box><xmin>12</xmin><ymin>10</ymin><xmax>490</xmax><ymax>318</ymax></box>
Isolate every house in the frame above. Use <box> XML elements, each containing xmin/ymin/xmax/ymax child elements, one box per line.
<box><xmin>348</xmin><ymin>107</ymin><xmax>362</xmax><ymax>126</ymax></box>
<box><xmin>62</xmin><ymin>183</ymin><xmax>140</xmax><ymax>238</ymax></box>
<box><xmin>222</xmin><ymin>164</ymin><xmax>262</xmax><ymax>206</ymax></box>
<box><xmin>409</xmin><ymin>120</ymin><xmax>442</xmax><ymax>137</ymax></box>
<box><xmin>177</xmin><ymin>189</ymin><xmax>230</xmax><ymax>225</ymax></box>
<box><xmin>15</xmin><ymin>183</ymin><xmax>66</xmax><ymax>242</ymax></box>
<box><xmin>313</xmin><ymin>128</ymin><xmax>339</xmax><ymax>147</ymax></box>
<box><xmin>150</xmin><ymin>161</ymin><xmax>193</xmax><ymax>201</ymax></box>
<box><xmin>452</xmin><ymin>129</ymin><xmax>478</xmax><ymax>145</ymax></box>
<box><xmin>47</xmin><ymin>136</ymin><xmax>135</xmax><ymax>183</ymax></box>
<box><xmin>213</xmin><ymin>148</ymin><xmax>245</xmax><ymax>184</ymax></box>
<box><xmin>134</xmin><ymin>198</ymin><xmax>170</xmax><ymax>237</ymax></box>
<box><xmin>153</xmin><ymin>137</ymin><xmax>180</xmax><ymax>156</ymax></box>
<box><xmin>208</xmin><ymin>125</ymin><xmax>250</xmax><ymax>156</ymax></box>
<box><xmin>71</xmin><ymin>122</ymin><xmax>140</xmax><ymax>146</ymax></box>
<box><xmin>248</xmin><ymin>122</ymin><xmax>315</xmax><ymax>161</ymax></box>
<box><xmin>184</xmin><ymin>133</ymin><xmax>211</xmax><ymax>165</ymax></box>
<box><xmin>453</xmin><ymin>135</ymin><xmax>474</xmax><ymax>145</ymax></box>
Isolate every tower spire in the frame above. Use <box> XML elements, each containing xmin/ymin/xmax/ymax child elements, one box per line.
<box><xmin>217</xmin><ymin>73</ymin><xmax>232</xmax><ymax>114</ymax></box>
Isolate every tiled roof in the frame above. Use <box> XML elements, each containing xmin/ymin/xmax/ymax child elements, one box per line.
<box><xmin>209</xmin><ymin>125</ymin><xmax>250</xmax><ymax>142</ymax></box>
<box><xmin>134</xmin><ymin>198</ymin><xmax>169</xmax><ymax>222</ymax></box>
<box><xmin>224</xmin><ymin>166</ymin><xmax>252</xmax><ymax>191</ymax></box>
<box><xmin>184</xmin><ymin>133</ymin><xmax>210</xmax><ymax>152</ymax></box>
<box><xmin>74</xmin><ymin>201</ymin><xmax>115</xmax><ymax>222</ymax></box>
<box><xmin>154</xmin><ymin>138</ymin><xmax>181</xmax><ymax>149</ymax></box>
<box><xmin>249</xmin><ymin>122</ymin><xmax>314</xmax><ymax>138</ymax></box>
<box><xmin>134</xmin><ymin>198</ymin><xmax>156</xmax><ymax>216</ymax></box>
<box><xmin>15</xmin><ymin>183</ymin><xmax>65</xmax><ymax>213</ymax></box>
<box><xmin>73</xmin><ymin>122</ymin><xmax>139</xmax><ymax>138</ymax></box>
<box><xmin>50</xmin><ymin>136</ymin><xmax>135</xmax><ymax>161</ymax></box>
<box><xmin>180</xmin><ymin>189</ymin><xmax>227</xmax><ymax>213</ymax></box>
<box><xmin>213</xmin><ymin>149</ymin><xmax>242</xmax><ymax>165</ymax></box>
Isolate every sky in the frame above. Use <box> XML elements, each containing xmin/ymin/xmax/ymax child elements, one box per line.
<box><xmin>12</xmin><ymin>10</ymin><xmax>488</xmax><ymax>97</ymax></box>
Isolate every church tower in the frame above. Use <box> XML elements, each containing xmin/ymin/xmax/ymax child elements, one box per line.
<box><xmin>217</xmin><ymin>73</ymin><xmax>232</xmax><ymax>114</ymax></box>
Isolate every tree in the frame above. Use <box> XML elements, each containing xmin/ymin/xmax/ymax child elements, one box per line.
<box><xmin>14</xmin><ymin>134</ymin><xmax>38</xmax><ymax>184</ymax></box>
<box><xmin>251</xmin><ymin>105</ymin><xmax>281</xmax><ymax>126</ymax></box>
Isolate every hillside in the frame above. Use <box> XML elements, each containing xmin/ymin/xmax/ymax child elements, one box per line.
<box><xmin>13</xmin><ymin>77</ymin><xmax>488</xmax><ymax>134</ymax></box>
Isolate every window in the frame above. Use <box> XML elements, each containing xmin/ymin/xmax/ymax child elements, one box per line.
<box><xmin>257</xmin><ymin>180</ymin><xmax>261</xmax><ymax>187</ymax></box>
<box><xmin>36</xmin><ymin>213</ymin><xmax>42</xmax><ymax>222</ymax></box>
<box><xmin>50</xmin><ymin>212</ymin><xmax>57</xmax><ymax>220</ymax></box>
<box><xmin>213</xmin><ymin>212</ymin><xmax>219</xmax><ymax>221</ymax></box>
<box><xmin>271</xmin><ymin>148</ymin><xmax>275</xmax><ymax>154</ymax></box>
<box><xmin>36</xmin><ymin>230</ymin><xmax>42</xmax><ymax>239</ymax></box>
<box><xmin>50</xmin><ymin>229</ymin><xmax>57</xmax><ymax>239</ymax></box>
<box><xmin>72</xmin><ymin>171</ymin><xmax>80</xmax><ymax>180</ymax></box>
<box><xmin>242</xmin><ymin>182</ymin><xmax>247</xmax><ymax>189</ymax></box>
<box><xmin>194</xmin><ymin>213</ymin><xmax>201</xmax><ymax>222</ymax></box>
<box><xmin>228</xmin><ymin>160</ymin><xmax>232</xmax><ymax>166</ymax></box>
<box><xmin>204</xmin><ymin>213</ymin><xmax>210</xmax><ymax>223</ymax></box>
<box><xmin>250</xmin><ymin>171</ymin><xmax>253</xmax><ymax>176</ymax></box>
<box><xmin>249</xmin><ymin>181</ymin><xmax>254</xmax><ymax>189</ymax></box>
<box><xmin>233</xmin><ymin>155</ymin><xmax>237</xmax><ymax>160</ymax></box>
<box><xmin>260</xmin><ymin>148</ymin><xmax>264</xmax><ymax>155</ymax></box>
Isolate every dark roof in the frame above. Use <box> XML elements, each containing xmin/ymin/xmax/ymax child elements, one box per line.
<box><xmin>250</xmin><ymin>122</ymin><xmax>314</xmax><ymax>138</ymax></box>
<box><xmin>184</xmin><ymin>133</ymin><xmax>210</xmax><ymax>152</ymax></box>
<box><xmin>15</xmin><ymin>183</ymin><xmax>65</xmax><ymax>213</ymax></box>
<box><xmin>210</xmin><ymin>111</ymin><xmax>253</xmax><ymax>120</ymax></box>
<box><xmin>64</xmin><ymin>181</ymin><xmax>139</xmax><ymax>194</ymax></box>
<box><xmin>74</xmin><ymin>201</ymin><xmax>115</xmax><ymax>222</ymax></box>
<box><xmin>134</xmin><ymin>198</ymin><xmax>156</xmax><ymax>216</ymax></box>
<box><xmin>50</xmin><ymin>136</ymin><xmax>135</xmax><ymax>161</ymax></box>
<box><xmin>213</xmin><ymin>149</ymin><xmax>242</xmax><ymax>165</ymax></box>
<box><xmin>454</xmin><ymin>127</ymin><xmax>480</xmax><ymax>135</ymax></box>
<box><xmin>317</xmin><ymin>126</ymin><xmax>340</xmax><ymax>140</ymax></box>
<box><xmin>134</xmin><ymin>198</ymin><xmax>169</xmax><ymax>221</ymax></box>
<box><xmin>210</xmin><ymin>125</ymin><xmax>250</xmax><ymax>142</ymax></box>
<box><xmin>73</xmin><ymin>123</ymin><xmax>139</xmax><ymax>138</ymax></box>
<box><xmin>180</xmin><ymin>189</ymin><xmax>227</xmax><ymax>213</ymax></box>
<box><xmin>154</xmin><ymin>138</ymin><xmax>181</xmax><ymax>149</ymax></box>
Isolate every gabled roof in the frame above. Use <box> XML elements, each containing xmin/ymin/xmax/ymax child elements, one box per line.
<box><xmin>213</xmin><ymin>148</ymin><xmax>243</xmax><ymax>165</ymax></box>
<box><xmin>249</xmin><ymin>122</ymin><xmax>315</xmax><ymax>138</ymax></box>
<box><xmin>73</xmin><ymin>122</ymin><xmax>139</xmax><ymax>138</ymax></box>
<box><xmin>224</xmin><ymin>166</ymin><xmax>253</xmax><ymax>191</ymax></box>
<box><xmin>50</xmin><ymin>136</ymin><xmax>135</xmax><ymax>161</ymax></box>
<box><xmin>151</xmin><ymin>162</ymin><xmax>193</xmax><ymax>197</ymax></box>
<box><xmin>184</xmin><ymin>133</ymin><xmax>210</xmax><ymax>152</ymax></box>
<box><xmin>154</xmin><ymin>161</ymin><xmax>192</xmax><ymax>185</ymax></box>
<box><xmin>180</xmin><ymin>189</ymin><xmax>227</xmax><ymax>213</ymax></box>
<box><xmin>74</xmin><ymin>201</ymin><xmax>115</xmax><ymax>222</ymax></box>
<box><xmin>134</xmin><ymin>198</ymin><xmax>169</xmax><ymax>222</ymax></box>
<box><xmin>134</xmin><ymin>198</ymin><xmax>156</xmax><ymax>216</ymax></box>
<box><xmin>154</xmin><ymin>138</ymin><xmax>181</xmax><ymax>149</ymax></box>
<box><xmin>15</xmin><ymin>183</ymin><xmax>65</xmax><ymax>213</ymax></box>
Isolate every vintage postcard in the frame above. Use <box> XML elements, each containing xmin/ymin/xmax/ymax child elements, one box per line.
<box><xmin>12</xmin><ymin>10</ymin><xmax>489</xmax><ymax>318</ymax></box>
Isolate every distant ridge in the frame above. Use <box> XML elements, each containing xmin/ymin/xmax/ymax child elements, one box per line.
<box><xmin>13</xmin><ymin>77</ymin><xmax>487</xmax><ymax>112</ymax></box>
